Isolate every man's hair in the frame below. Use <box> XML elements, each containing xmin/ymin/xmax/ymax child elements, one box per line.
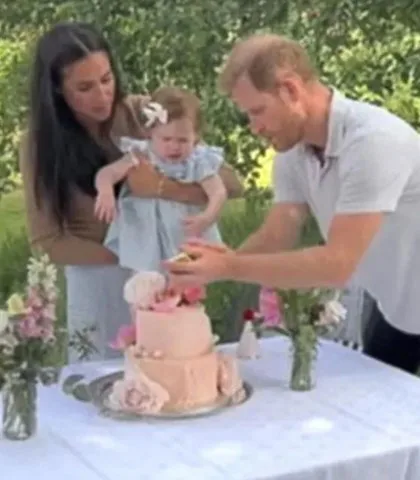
<box><xmin>218</xmin><ymin>33</ymin><xmax>317</xmax><ymax>95</ymax></box>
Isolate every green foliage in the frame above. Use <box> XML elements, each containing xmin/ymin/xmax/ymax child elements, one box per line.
<box><xmin>0</xmin><ymin>230</ymin><xmax>31</xmax><ymax>305</ymax></box>
<box><xmin>1</xmin><ymin>1</ymin><xmax>420</xmax><ymax>194</ymax></box>
<box><xmin>0</xmin><ymin>36</ymin><xmax>29</xmax><ymax>198</ymax></box>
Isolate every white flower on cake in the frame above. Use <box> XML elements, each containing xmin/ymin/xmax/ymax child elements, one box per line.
<box><xmin>109</xmin><ymin>371</ymin><xmax>170</xmax><ymax>414</ymax></box>
<box><xmin>123</xmin><ymin>271</ymin><xmax>166</xmax><ymax>309</ymax></box>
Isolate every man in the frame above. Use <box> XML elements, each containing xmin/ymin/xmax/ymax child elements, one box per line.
<box><xmin>166</xmin><ymin>33</ymin><xmax>420</xmax><ymax>373</ymax></box>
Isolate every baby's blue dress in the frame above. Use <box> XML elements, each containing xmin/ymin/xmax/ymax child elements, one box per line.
<box><xmin>104</xmin><ymin>138</ymin><xmax>224</xmax><ymax>272</ymax></box>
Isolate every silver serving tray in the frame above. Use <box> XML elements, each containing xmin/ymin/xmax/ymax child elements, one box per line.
<box><xmin>64</xmin><ymin>371</ymin><xmax>253</xmax><ymax>421</ymax></box>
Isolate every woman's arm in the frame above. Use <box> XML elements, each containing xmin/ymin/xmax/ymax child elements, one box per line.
<box><xmin>127</xmin><ymin>161</ymin><xmax>244</xmax><ymax>205</ymax></box>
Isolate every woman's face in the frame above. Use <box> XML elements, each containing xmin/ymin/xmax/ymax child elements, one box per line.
<box><xmin>61</xmin><ymin>51</ymin><xmax>116</xmax><ymax>127</ymax></box>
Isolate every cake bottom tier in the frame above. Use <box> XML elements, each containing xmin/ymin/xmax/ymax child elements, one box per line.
<box><xmin>125</xmin><ymin>348</ymin><xmax>219</xmax><ymax>412</ymax></box>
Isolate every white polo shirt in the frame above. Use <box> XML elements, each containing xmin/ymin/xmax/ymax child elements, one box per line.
<box><xmin>272</xmin><ymin>90</ymin><xmax>420</xmax><ymax>334</ymax></box>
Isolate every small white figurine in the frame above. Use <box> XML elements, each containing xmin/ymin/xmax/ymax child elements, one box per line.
<box><xmin>236</xmin><ymin>320</ymin><xmax>261</xmax><ymax>359</ymax></box>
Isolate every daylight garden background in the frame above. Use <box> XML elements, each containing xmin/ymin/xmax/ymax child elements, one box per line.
<box><xmin>0</xmin><ymin>0</ymin><xmax>419</xmax><ymax>353</ymax></box>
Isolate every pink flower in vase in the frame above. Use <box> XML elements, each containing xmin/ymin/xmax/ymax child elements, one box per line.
<box><xmin>259</xmin><ymin>287</ymin><xmax>284</xmax><ymax>327</ymax></box>
<box><xmin>27</xmin><ymin>287</ymin><xmax>44</xmax><ymax>309</ymax></box>
<box><xmin>109</xmin><ymin>324</ymin><xmax>136</xmax><ymax>350</ymax></box>
<box><xmin>18</xmin><ymin>313</ymin><xmax>43</xmax><ymax>339</ymax></box>
<box><xmin>43</xmin><ymin>302</ymin><xmax>56</xmax><ymax>321</ymax></box>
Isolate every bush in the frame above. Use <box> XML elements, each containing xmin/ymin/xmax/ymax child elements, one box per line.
<box><xmin>2</xmin><ymin>1</ymin><xmax>419</xmax><ymax>196</ymax></box>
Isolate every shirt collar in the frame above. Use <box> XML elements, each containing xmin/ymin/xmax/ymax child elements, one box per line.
<box><xmin>324</xmin><ymin>88</ymin><xmax>348</xmax><ymax>160</ymax></box>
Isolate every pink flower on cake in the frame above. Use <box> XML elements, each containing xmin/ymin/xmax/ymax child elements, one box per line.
<box><xmin>123</xmin><ymin>271</ymin><xmax>166</xmax><ymax>309</ymax></box>
<box><xmin>217</xmin><ymin>352</ymin><xmax>245</xmax><ymax>401</ymax></box>
<box><xmin>109</xmin><ymin>324</ymin><xmax>136</xmax><ymax>350</ymax></box>
<box><xmin>109</xmin><ymin>372</ymin><xmax>170</xmax><ymax>414</ymax></box>
<box><xmin>183</xmin><ymin>286</ymin><xmax>205</xmax><ymax>304</ymax></box>
<box><xmin>152</xmin><ymin>288</ymin><xmax>182</xmax><ymax>312</ymax></box>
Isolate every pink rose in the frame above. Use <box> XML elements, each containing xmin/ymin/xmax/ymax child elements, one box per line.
<box><xmin>183</xmin><ymin>286</ymin><xmax>206</xmax><ymax>304</ymax></box>
<box><xmin>152</xmin><ymin>291</ymin><xmax>181</xmax><ymax>312</ymax></box>
<box><xmin>109</xmin><ymin>324</ymin><xmax>136</xmax><ymax>350</ymax></box>
<box><xmin>258</xmin><ymin>287</ymin><xmax>284</xmax><ymax>327</ymax></box>
<box><xmin>109</xmin><ymin>374</ymin><xmax>169</xmax><ymax>414</ymax></box>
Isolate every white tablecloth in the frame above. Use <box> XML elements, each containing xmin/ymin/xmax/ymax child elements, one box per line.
<box><xmin>2</xmin><ymin>337</ymin><xmax>420</xmax><ymax>480</ymax></box>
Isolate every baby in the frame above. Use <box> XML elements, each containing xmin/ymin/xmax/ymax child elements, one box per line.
<box><xmin>94</xmin><ymin>86</ymin><xmax>227</xmax><ymax>273</ymax></box>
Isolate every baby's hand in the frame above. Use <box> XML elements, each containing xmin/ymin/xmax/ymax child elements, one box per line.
<box><xmin>183</xmin><ymin>213</ymin><xmax>213</xmax><ymax>237</ymax></box>
<box><xmin>94</xmin><ymin>187</ymin><xmax>117</xmax><ymax>223</ymax></box>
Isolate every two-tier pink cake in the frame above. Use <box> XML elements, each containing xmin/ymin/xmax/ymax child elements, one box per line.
<box><xmin>108</xmin><ymin>271</ymin><xmax>245</xmax><ymax>414</ymax></box>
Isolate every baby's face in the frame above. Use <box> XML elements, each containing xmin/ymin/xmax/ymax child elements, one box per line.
<box><xmin>150</xmin><ymin>118</ymin><xmax>196</xmax><ymax>162</ymax></box>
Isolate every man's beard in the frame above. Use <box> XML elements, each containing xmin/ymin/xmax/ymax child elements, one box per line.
<box><xmin>270</xmin><ymin>119</ymin><xmax>304</xmax><ymax>152</ymax></box>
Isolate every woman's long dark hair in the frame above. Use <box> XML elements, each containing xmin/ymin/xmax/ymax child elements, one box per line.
<box><xmin>29</xmin><ymin>22</ymin><xmax>124</xmax><ymax>230</ymax></box>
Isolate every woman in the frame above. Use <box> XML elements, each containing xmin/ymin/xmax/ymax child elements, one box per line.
<box><xmin>20</xmin><ymin>22</ymin><xmax>243</xmax><ymax>363</ymax></box>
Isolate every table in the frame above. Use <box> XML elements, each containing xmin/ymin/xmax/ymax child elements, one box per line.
<box><xmin>2</xmin><ymin>337</ymin><xmax>420</xmax><ymax>480</ymax></box>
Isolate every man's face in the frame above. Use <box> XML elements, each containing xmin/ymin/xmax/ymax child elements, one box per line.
<box><xmin>231</xmin><ymin>74</ymin><xmax>306</xmax><ymax>152</ymax></box>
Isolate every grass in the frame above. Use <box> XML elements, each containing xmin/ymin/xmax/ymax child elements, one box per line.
<box><xmin>0</xmin><ymin>189</ymin><xmax>25</xmax><ymax>242</ymax></box>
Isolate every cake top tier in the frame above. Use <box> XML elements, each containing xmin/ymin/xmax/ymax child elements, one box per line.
<box><xmin>122</xmin><ymin>271</ymin><xmax>212</xmax><ymax>358</ymax></box>
<box><xmin>135</xmin><ymin>306</ymin><xmax>213</xmax><ymax>358</ymax></box>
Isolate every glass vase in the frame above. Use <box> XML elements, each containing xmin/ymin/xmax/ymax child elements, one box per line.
<box><xmin>289</xmin><ymin>325</ymin><xmax>317</xmax><ymax>392</ymax></box>
<box><xmin>2</xmin><ymin>377</ymin><xmax>37</xmax><ymax>440</ymax></box>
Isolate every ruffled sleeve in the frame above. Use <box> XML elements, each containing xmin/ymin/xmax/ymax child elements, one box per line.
<box><xmin>190</xmin><ymin>144</ymin><xmax>224</xmax><ymax>182</ymax></box>
<box><xmin>119</xmin><ymin>136</ymin><xmax>149</xmax><ymax>154</ymax></box>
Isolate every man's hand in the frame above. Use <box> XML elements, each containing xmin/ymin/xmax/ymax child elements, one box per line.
<box><xmin>164</xmin><ymin>240</ymin><xmax>234</xmax><ymax>288</ymax></box>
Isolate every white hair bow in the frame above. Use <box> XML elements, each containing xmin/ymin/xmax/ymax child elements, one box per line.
<box><xmin>142</xmin><ymin>102</ymin><xmax>168</xmax><ymax>128</ymax></box>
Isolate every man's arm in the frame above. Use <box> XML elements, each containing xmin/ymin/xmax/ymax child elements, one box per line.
<box><xmin>228</xmin><ymin>133</ymin><xmax>413</xmax><ymax>288</ymax></box>
<box><xmin>229</xmin><ymin>212</ymin><xmax>383</xmax><ymax>288</ymax></box>
<box><xmin>238</xmin><ymin>202</ymin><xmax>309</xmax><ymax>254</ymax></box>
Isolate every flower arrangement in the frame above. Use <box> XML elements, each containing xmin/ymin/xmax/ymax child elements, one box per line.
<box><xmin>250</xmin><ymin>287</ymin><xmax>346</xmax><ymax>391</ymax></box>
<box><xmin>0</xmin><ymin>254</ymin><xmax>61</xmax><ymax>440</ymax></box>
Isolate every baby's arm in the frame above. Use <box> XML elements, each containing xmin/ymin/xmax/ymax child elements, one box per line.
<box><xmin>95</xmin><ymin>152</ymin><xmax>138</xmax><ymax>193</ymax></box>
<box><xmin>94</xmin><ymin>152</ymin><xmax>139</xmax><ymax>223</ymax></box>
<box><xmin>200</xmin><ymin>174</ymin><xmax>228</xmax><ymax>223</ymax></box>
<box><xmin>184</xmin><ymin>174</ymin><xmax>227</xmax><ymax>236</ymax></box>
